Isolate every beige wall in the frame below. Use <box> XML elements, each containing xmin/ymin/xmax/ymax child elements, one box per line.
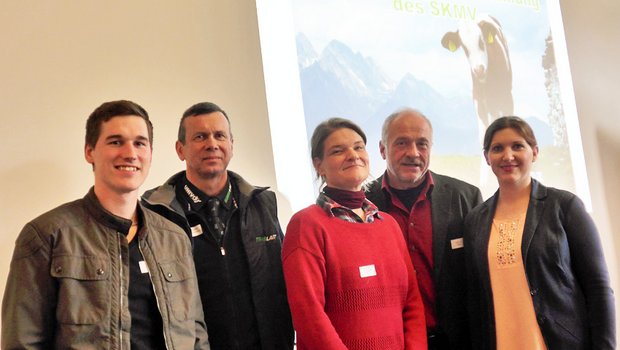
<box><xmin>560</xmin><ymin>0</ymin><xmax>620</xmax><ymax>314</ymax></box>
<box><xmin>0</xmin><ymin>0</ymin><xmax>617</xmax><ymax>332</ymax></box>
<box><xmin>0</xmin><ymin>0</ymin><xmax>279</xmax><ymax>326</ymax></box>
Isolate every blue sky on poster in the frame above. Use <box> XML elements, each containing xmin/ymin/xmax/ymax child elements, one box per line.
<box><xmin>291</xmin><ymin>0</ymin><xmax>551</xmax><ymax>120</ymax></box>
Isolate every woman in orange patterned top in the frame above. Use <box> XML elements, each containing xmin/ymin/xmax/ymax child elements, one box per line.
<box><xmin>462</xmin><ymin>116</ymin><xmax>615</xmax><ymax>350</ymax></box>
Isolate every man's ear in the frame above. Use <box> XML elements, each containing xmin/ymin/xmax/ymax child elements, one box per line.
<box><xmin>175</xmin><ymin>140</ymin><xmax>185</xmax><ymax>161</ymax></box>
<box><xmin>85</xmin><ymin>144</ymin><xmax>94</xmax><ymax>164</ymax></box>
<box><xmin>84</xmin><ymin>144</ymin><xmax>96</xmax><ymax>170</ymax></box>
<box><xmin>379</xmin><ymin>141</ymin><xmax>387</xmax><ymax>160</ymax></box>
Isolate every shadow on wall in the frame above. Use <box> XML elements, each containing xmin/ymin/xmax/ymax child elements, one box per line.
<box><xmin>597</xmin><ymin>127</ymin><xmax>620</xmax><ymax>271</ymax></box>
<box><xmin>273</xmin><ymin>188</ymin><xmax>295</xmax><ymax>231</ymax></box>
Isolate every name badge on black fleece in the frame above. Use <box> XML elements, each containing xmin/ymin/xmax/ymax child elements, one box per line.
<box><xmin>451</xmin><ymin>238</ymin><xmax>464</xmax><ymax>250</ymax></box>
<box><xmin>191</xmin><ymin>224</ymin><xmax>204</xmax><ymax>237</ymax></box>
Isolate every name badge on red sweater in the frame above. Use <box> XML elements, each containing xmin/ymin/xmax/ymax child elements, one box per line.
<box><xmin>359</xmin><ymin>264</ymin><xmax>376</xmax><ymax>278</ymax></box>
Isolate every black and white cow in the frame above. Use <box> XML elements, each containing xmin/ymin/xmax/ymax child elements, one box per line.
<box><xmin>441</xmin><ymin>14</ymin><xmax>513</xmax><ymax>129</ymax></box>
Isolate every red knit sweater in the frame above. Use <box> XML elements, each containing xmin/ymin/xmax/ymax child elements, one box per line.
<box><xmin>282</xmin><ymin>205</ymin><xmax>427</xmax><ymax>350</ymax></box>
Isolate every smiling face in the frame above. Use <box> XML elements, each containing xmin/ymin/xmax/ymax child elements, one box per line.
<box><xmin>85</xmin><ymin>115</ymin><xmax>152</xmax><ymax>199</ymax></box>
<box><xmin>176</xmin><ymin>112</ymin><xmax>233</xmax><ymax>184</ymax></box>
<box><xmin>485</xmin><ymin>127</ymin><xmax>538</xmax><ymax>189</ymax></box>
<box><xmin>313</xmin><ymin>128</ymin><xmax>369</xmax><ymax>191</ymax></box>
<box><xmin>380</xmin><ymin>112</ymin><xmax>433</xmax><ymax>189</ymax></box>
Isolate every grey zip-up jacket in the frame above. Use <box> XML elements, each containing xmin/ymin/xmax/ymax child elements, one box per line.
<box><xmin>1</xmin><ymin>188</ymin><xmax>210</xmax><ymax>349</ymax></box>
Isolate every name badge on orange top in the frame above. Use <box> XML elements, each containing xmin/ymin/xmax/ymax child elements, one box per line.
<box><xmin>359</xmin><ymin>264</ymin><xmax>376</xmax><ymax>278</ymax></box>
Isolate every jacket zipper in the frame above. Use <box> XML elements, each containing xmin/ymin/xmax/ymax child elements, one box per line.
<box><xmin>117</xmin><ymin>233</ymin><xmax>124</xmax><ymax>350</ymax></box>
<box><xmin>219</xmin><ymin>197</ymin><xmax>238</xmax><ymax>255</ymax></box>
<box><xmin>224</xmin><ymin>207</ymin><xmax>244</xmax><ymax>349</ymax></box>
<box><xmin>139</xmin><ymin>240</ymin><xmax>169</xmax><ymax>349</ymax></box>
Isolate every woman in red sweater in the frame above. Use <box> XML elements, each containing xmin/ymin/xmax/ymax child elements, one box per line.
<box><xmin>282</xmin><ymin>117</ymin><xmax>427</xmax><ymax>350</ymax></box>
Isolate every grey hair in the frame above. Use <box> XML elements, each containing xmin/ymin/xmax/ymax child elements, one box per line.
<box><xmin>381</xmin><ymin>108</ymin><xmax>433</xmax><ymax>143</ymax></box>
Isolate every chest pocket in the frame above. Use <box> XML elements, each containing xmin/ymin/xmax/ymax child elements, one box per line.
<box><xmin>159</xmin><ymin>257</ymin><xmax>195</xmax><ymax>321</ymax></box>
<box><xmin>51</xmin><ymin>255</ymin><xmax>109</xmax><ymax>324</ymax></box>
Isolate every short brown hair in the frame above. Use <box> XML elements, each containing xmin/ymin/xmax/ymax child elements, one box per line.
<box><xmin>85</xmin><ymin>100</ymin><xmax>152</xmax><ymax>148</ymax></box>
<box><xmin>178</xmin><ymin>102</ymin><xmax>231</xmax><ymax>144</ymax></box>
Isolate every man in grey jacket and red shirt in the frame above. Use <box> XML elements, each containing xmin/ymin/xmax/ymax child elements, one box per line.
<box><xmin>1</xmin><ymin>100</ymin><xmax>209</xmax><ymax>349</ymax></box>
<box><xmin>142</xmin><ymin>102</ymin><xmax>294</xmax><ymax>350</ymax></box>
<box><xmin>365</xmin><ymin>108</ymin><xmax>483</xmax><ymax>350</ymax></box>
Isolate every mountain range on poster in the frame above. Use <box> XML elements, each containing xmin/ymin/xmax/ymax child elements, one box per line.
<box><xmin>295</xmin><ymin>32</ymin><xmax>553</xmax><ymax>156</ymax></box>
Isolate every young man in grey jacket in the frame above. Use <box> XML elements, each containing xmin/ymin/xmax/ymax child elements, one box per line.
<box><xmin>1</xmin><ymin>100</ymin><xmax>210</xmax><ymax>349</ymax></box>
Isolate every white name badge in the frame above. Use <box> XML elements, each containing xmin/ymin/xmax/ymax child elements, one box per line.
<box><xmin>359</xmin><ymin>264</ymin><xmax>377</xmax><ymax>278</ymax></box>
<box><xmin>451</xmin><ymin>238</ymin><xmax>464</xmax><ymax>250</ymax></box>
<box><xmin>191</xmin><ymin>224</ymin><xmax>204</xmax><ymax>237</ymax></box>
<box><xmin>139</xmin><ymin>261</ymin><xmax>149</xmax><ymax>274</ymax></box>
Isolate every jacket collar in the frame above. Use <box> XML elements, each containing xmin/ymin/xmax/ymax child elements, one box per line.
<box><xmin>486</xmin><ymin>178</ymin><xmax>547</xmax><ymax>213</ymax></box>
<box><xmin>84</xmin><ymin>187</ymin><xmax>142</xmax><ymax>235</ymax></box>
<box><xmin>143</xmin><ymin>170</ymin><xmax>269</xmax><ymax>211</ymax></box>
<box><xmin>529</xmin><ymin>178</ymin><xmax>548</xmax><ymax>200</ymax></box>
<box><xmin>141</xmin><ymin>171</ymin><xmax>186</xmax><ymax>214</ymax></box>
<box><xmin>522</xmin><ymin>178</ymin><xmax>547</xmax><ymax>258</ymax></box>
<box><xmin>221</xmin><ymin>171</ymin><xmax>268</xmax><ymax>209</ymax></box>
<box><xmin>367</xmin><ymin>170</ymin><xmax>436</xmax><ymax>208</ymax></box>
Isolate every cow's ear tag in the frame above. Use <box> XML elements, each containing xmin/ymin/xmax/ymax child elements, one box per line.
<box><xmin>487</xmin><ymin>32</ymin><xmax>495</xmax><ymax>44</ymax></box>
<box><xmin>448</xmin><ymin>40</ymin><xmax>457</xmax><ymax>52</ymax></box>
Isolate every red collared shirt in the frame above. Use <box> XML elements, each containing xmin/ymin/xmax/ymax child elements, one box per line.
<box><xmin>381</xmin><ymin>173</ymin><xmax>437</xmax><ymax>330</ymax></box>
